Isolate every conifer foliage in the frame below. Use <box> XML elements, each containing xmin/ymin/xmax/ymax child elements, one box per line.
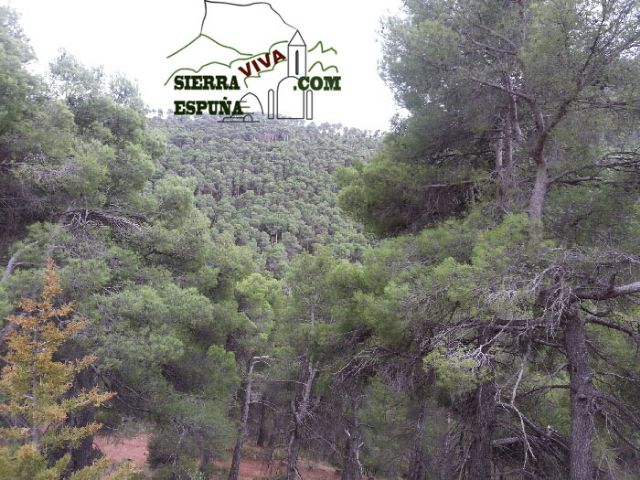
<box><xmin>0</xmin><ymin>260</ymin><xmax>137</xmax><ymax>480</ymax></box>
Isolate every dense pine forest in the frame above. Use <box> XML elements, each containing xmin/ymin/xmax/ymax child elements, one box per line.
<box><xmin>3</xmin><ymin>2</ymin><xmax>640</xmax><ymax>480</ymax></box>
<box><xmin>154</xmin><ymin>116</ymin><xmax>378</xmax><ymax>274</ymax></box>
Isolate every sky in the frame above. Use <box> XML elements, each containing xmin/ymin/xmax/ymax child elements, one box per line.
<box><xmin>3</xmin><ymin>0</ymin><xmax>405</xmax><ymax>132</ymax></box>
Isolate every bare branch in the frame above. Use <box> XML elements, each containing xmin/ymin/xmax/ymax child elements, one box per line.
<box><xmin>1</xmin><ymin>242</ymin><xmax>36</xmax><ymax>284</ymax></box>
<box><xmin>575</xmin><ymin>281</ymin><xmax>640</xmax><ymax>300</ymax></box>
<box><xmin>585</xmin><ymin>316</ymin><xmax>640</xmax><ymax>348</ymax></box>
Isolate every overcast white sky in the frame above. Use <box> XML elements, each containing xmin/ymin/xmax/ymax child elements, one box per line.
<box><xmin>3</xmin><ymin>0</ymin><xmax>404</xmax><ymax>132</ymax></box>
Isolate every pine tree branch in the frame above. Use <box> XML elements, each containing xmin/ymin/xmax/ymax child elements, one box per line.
<box><xmin>585</xmin><ymin>316</ymin><xmax>640</xmax><ymax>348</ymax></box>
<box><xmin>575</xmin><ymin>281</ymin><xmax>640</xmax><ymax>300</ymax></box>
<box><xmin>1</xmin><ymin>242</ymin><xmax>36</xmax><ymax>284</ymax></box>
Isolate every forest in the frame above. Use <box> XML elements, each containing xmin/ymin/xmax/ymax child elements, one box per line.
<box><xmin>2</xmin><ymin>1</ymin><xmax>640</xmax><ymax>479</ymax></box>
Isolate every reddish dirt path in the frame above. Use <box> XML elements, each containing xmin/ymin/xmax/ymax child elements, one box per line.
<box><xmin>95</xmin><ymin>434</ymin><xmax>341</xmax><ymax>480</ymax></box>
<box><xmin>94</xmin><ymin>434</ymin><xmax>150</xmax><ymax>468</ymax></box>
<box><xmin>216</xmin><ymin>455</ymin><xmax>341</xmax><ymax>480</ymax></box>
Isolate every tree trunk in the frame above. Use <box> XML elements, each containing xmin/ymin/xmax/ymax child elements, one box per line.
<box><xmin>503</xmin><ymin>110</ymin><xmax>515</xmax><ymax>208</ymax></box>
<box><xmin>286</xmin><ymin>360</ymin><xmax>317</xmax><ymax>480</ymax></box>
<box><xmin>228</xmin><ymin>434</ymin><xmax>245</xmax><ymax>480</ymax></box>
<box><xmin>199</xmin><ymin>447</ymin><xmax>213</xmax><ymax>475</ymax></box>
<box><xmin>468</xmin><ymin>380</ymin><xmax>496</xmax><ymax>480</ymax></box>
<box><xmin>495</xmin><ymin>104</ymin><xmax>517</xmax><ymax>213</ymax></box>
<box><xmin>229</xmin><ymin>356</ymin><xmax>269</xmax><ymax>480</ymax></box>
<box><xmin>508</xmin><ymin>90</ymin><xmax>524</xmax><ymax>143</ymax></box>
<box><xmin>256</xmin><ymin>395</ymin><xmax>269</xmax><ymax>448</ymax></box>
<box><xmin>529</xmin><ymin>158</ymin><xmax>548</xmax><ymax>224</ymax></box>
<box><xmin>341</xmin><ymin>402</ymin><xmax>363</xmax><ymax>480</ymax></box>
<box><xmin>465</xmin><ymin>325</ymin><xmax>496</xmax><ymax>479</ymax></box>
<box><xmin>286</xmin><ymin>425</ymin><xmax>301</xmax><ymax>480</ymax></box>
<box><xmin>494</xmin><ymin>115</ymin><xmax>507</xmax><ymax>211</ymax></box>
<box><xmin>407</xmin><ymin>397</ymin><xmax>429</xmax><ymax>480</ymax></box>
<box><xmin>440</xmin><ymin>412</ymin><xmax>455</xmax><ymax>480</ymax></box>
<box><xmin>564</xmin><ymin>309</ymin><xmax>595</xmax><ymax>480</ymax></box>
<box><xmin>527</xmin><ymin>101</ymin><xmax>551</xmax><ymax>239</ymax></box>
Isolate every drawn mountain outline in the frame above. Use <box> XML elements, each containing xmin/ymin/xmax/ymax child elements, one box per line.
<box><xmin>309</xmin><ymin>41</ymin><xmax>338</xmax><ymax>55</ymax></box>
<box><xmin>165</xmin><ymin>39</ymin><xmax>288</xmax><ymax>86</ymax></box>
<box><xmin>309</xmin><ymin>61</ymin><xmax>339</xmax><ymax>73</ymax></box>
<box><xmin>166</xmin><ymin>1</ymin><xmax>298</xmax><ymax>84</ymax></box>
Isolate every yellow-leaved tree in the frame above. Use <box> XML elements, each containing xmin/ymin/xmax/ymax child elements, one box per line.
<box><xmin>0</xmin><ymin>260</ymin><xmax>140</xmax><ymax>479</ymax></box>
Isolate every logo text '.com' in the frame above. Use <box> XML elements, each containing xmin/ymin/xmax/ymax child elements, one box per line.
<box><xmin>166</xmin><ymin>1</ymin><xmax>342</xmax><ymax>122</ymax></box>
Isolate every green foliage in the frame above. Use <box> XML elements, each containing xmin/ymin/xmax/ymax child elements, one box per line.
<box><xmin>4</xmin><ymin>2</ymin><xmax>640</xmax><ymax>478</ymax></box>
<box><xmin>358</xmin><ymin>379</ymin><xmax>411</xmax><ymax>476</ymax></box>
<box><xmin>424</xmin><ymin>346</ymin><xmax>488</xmax><ymax>397</ymax></box>
<box><xmin>0</xmin><ymin>444</ymin><xmax>69</xmax><ymax>480</ymax></box>
<box><xmin>154</xmin><ymin>116</ymin><xmax>379</xmax><ymax>273</ymax></box>
<box><xmin>0</xmin><ymin>11</ymin><xmax>253</xmax><ymax>476</ymax></box>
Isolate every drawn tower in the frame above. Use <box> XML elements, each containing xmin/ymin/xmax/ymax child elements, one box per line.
<box><xmin>288</xmin><ymin>30</ymin><xmax>306</xmax><ymax>77</ymax></box>
<box><xmin>269</xmin><ymin>30</ymin><xmax>313</xmax><ymax>120</ymax></box>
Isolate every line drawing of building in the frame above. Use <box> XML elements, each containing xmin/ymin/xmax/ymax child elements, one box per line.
<box><xmin>268</xmin><ymin>30</ymin><xmax>313</xmax><ymax>120</ymax></box>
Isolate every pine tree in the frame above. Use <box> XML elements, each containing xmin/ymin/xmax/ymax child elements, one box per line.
<box><xmin>0</xmin><ymin>260</ymin><xmax>139</xmax><ymax>479</ymax></box>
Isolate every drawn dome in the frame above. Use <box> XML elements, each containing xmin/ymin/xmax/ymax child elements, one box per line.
<box><xmin>277</xmin><ymin>77</ymin><xmax>304</xmax><ymax>119</ymax></box>
<box><xmin>240</xmin><ymin>93</ymin><xmax>264</xmax><ymax>115</ymax></box>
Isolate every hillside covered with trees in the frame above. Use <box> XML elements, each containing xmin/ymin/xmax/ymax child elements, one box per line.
<box><xmin>3</xmin><ymin>2</ymin><xmax>640</xmax><ymax>480</ymax></box>
<box><xmin>154</xmin><ymin>116</ymin><xmax>378</xmax><ymax>275</ymax></box>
